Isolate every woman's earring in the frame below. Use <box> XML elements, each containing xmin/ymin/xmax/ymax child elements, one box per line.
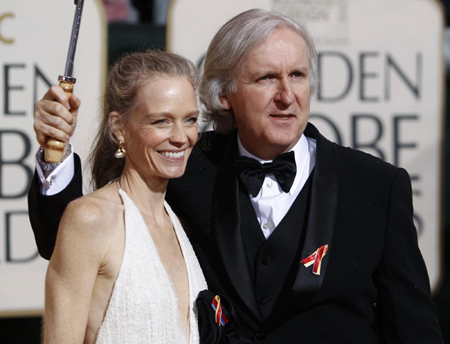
<box><xmin>115</xmin><ymin>141</ymin><xmax>126</xmax><ymax>159</ymax></box>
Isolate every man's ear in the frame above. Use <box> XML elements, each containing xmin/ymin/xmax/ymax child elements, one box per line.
<box><xmin>219</xmin><ymin>95</ymin><xmax>232</xmax><ymax>110</ymax></box>
<box><xmin>109</xmin><ymin>111</ymin><xmax>125</xmax><ymax>142</ymax></box>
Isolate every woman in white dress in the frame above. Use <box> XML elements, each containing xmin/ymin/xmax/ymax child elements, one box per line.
<box><xmin>39</xmin><ymin>51</ymin><xmax>207</xmax><ymax>344</ymax></box>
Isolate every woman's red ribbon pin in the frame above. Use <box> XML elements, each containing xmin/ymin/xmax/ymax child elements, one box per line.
<box><xmin>211</xmin><ymin>295</ymin><xmax>228</xmax><ymax>326</ymax></box>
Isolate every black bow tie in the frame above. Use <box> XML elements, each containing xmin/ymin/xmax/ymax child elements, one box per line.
<box><xmin>236</xmin><ymin>151</ymin><xmax>297</xmax><ymax>197</ymax></box>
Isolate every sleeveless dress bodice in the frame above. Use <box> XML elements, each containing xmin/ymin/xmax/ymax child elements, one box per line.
<box><xmin>95</xmin><ymin>186</ymin><xmax>207</xmax><ymax>344</ymax></box>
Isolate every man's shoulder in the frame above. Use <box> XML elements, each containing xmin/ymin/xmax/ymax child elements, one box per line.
<box><xmin>331</xmin><ymin>143</ymin><xmax>407</xmax><ymax>193</ymax></box>
<box><xmin>336</xmin><ymin>144</ymin><xmax>398</xmax><ymax>175</ymax></box>
<box><xmin>197</xmin><ymin>130</ymin><xmax>234</xmax><ymax>149</ymax></box>
<box><xmin>170</xmin><ymin>130</ymin><xmax>233</xmax><ymax>190</ymax></box>
<box><xmin>193</xmin><ymin>130</ymin><xmax>234</xmax><ymax>164</ymax></box>
<box><xmin>309</xmin><ymin>122</ymin><xmax>399</xmax><ymax>176</ymax></box>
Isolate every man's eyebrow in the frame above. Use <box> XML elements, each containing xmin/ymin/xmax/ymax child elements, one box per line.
<box><xmin>294</xmin><ymin>66</ymin><xmax>309</xmax><ymax>72</ymax></box>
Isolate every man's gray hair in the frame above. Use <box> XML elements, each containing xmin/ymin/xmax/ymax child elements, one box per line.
<box><xmin>199</xmin><ymin>8</ymin><xmax>318</xmax><ymax>133</ymax></box>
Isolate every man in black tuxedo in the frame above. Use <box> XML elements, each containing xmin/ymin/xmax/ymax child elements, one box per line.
<box><xmin>29</xmin><ymin>9</ymin><xmax>442</xmax><ymax>343</ymax></box>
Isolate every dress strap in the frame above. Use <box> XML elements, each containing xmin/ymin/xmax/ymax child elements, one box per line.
<box><xmin>116</xmin><ymin>181</ymin><xmax>127</xmax><ymax>200</ymax></box>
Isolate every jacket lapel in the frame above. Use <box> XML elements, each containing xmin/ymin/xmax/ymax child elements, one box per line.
<box><xmin>211</xmin><ymin>134</ymin><xmax>262</xmax><ymax>320</ymax></box>
<box><xmin>265</xmin><ymin>123</ymin><xmax>340</xmax><ymax>329</ymax></box>
<box><xmin>294</xmin><ymin>123</ymin><xmax>339</xmax><ymax>293</ymax></box>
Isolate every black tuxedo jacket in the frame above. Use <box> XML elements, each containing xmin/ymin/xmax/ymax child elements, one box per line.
<box><xmin>28</xmin><ymin>123</ymin><xmax>442</xmax><ymax>343</ymax></box>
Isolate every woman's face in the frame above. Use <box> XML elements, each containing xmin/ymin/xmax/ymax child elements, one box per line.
<box><xmin>121</xmin><ymin>76</ymin><xmax>199</xmax><ymax>180</ymax></box>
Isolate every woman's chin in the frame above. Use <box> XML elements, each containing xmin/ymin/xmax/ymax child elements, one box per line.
<box><xmin>160</xmin><ymin>167</ymin><xmax>187</xmax><ymax>180</ymax></box>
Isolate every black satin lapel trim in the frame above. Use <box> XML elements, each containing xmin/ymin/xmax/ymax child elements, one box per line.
<box><xmin>292</xmin><ymin>123</ymin><xmax>339</xmax><ymax>305</ymax></box>
<box><xmin>211</xmin><ymin>135</ymin><xmax>261</xmax><ymax>319</ymax></box>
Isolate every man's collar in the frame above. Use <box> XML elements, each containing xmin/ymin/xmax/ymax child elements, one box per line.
<box><xmin>237</xmin><ymin>134</ymin><xmax>308</xmax><ymax>164</ymax></box>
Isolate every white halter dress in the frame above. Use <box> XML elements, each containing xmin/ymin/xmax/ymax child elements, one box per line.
<box><xmin>95</xmin><ymin>185</ymin><xmax>207</xmax><ymax>344</ymax></box>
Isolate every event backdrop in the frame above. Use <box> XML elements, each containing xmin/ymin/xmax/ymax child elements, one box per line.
<box><xmin>0</xmin><ymin>0</ymin><xmax>106</xmax><ymax>316</ymax></box>
<box><xmin>168</xmin><ymin>0</ymin><xmax>445</xmax><ymax>292</ymax></box>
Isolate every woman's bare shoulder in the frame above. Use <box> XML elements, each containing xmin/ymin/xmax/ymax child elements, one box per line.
<box><xmin>50</xmin><ymin>183</ymin><xmax>124</xmax><ymax>270</ymax></box>
<box><xmin>60</xmin><ymin>183</ymin><xmax>123</xmax><ymax>237</ymax></box>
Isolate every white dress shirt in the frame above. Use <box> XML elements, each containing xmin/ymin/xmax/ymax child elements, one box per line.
<box><xmin>237</xmin><ymin>134</ymin><xmax>316</xmax><ymax>239</ymax></box>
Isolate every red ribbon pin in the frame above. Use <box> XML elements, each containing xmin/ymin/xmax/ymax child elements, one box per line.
<box><xmin>211</xmin><ymin>295</ymin><xmax>228</xmax><ymax>326</ymax></box>
<box><xmin>301</xmin><ymin>244</ymin><xmax>329</xmax><ymax>275</ymax></box>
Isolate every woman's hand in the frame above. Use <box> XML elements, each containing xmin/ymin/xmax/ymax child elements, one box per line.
<box><xmin>33</xmin><ymin>85</ymin><xmax>81</xmax><ymax>147</ymax></box>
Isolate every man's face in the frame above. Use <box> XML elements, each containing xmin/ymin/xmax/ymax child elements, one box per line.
<box><xmin>221</xmin><ymin>27</ymin><xmax>311</xmax><ymax>160</ymax></box>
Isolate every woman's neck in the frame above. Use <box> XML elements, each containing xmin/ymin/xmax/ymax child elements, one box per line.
<box><xmin>118</xmin><ymin>166</ymin><xmax>169</xmax><ymax>224</ymax></box>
